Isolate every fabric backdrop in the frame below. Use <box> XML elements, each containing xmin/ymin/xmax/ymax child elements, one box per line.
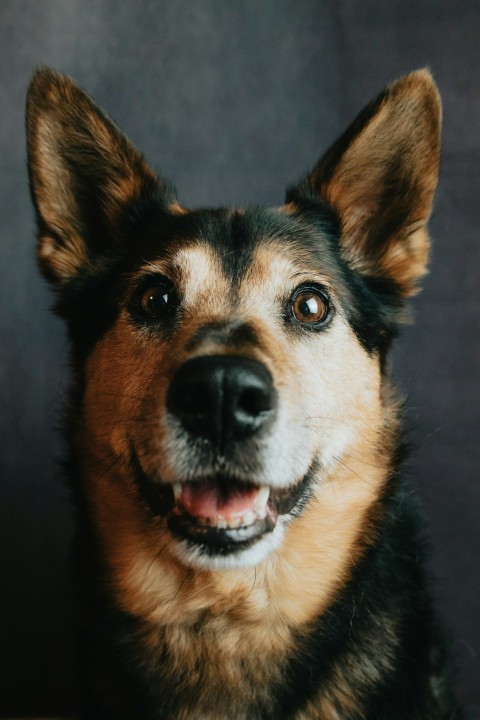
<box><xmin>0</xmin><ymin>0</ymin><xmax>478</xmax><ymax>715</ymax></box>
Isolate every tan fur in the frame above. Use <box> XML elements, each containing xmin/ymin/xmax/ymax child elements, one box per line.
<box><xmin>26</xmin><ymin>68</ymin><xmax>444</xmax><ymax>717</ymax></box>
<box><xmin>74</xmin><ymin>235</ymin><xmax>398</xmax><ymax>716</ymax></box>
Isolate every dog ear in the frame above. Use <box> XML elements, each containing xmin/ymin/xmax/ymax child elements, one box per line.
<box><xmin>26</xmin><ymin>68</ymin><xmax>177</xmax><ymax>285</ymax></box>
<box><xmin>287</xmin><ymin>70</ymin><xmax>441</xmax><ymax>297</ymax></box>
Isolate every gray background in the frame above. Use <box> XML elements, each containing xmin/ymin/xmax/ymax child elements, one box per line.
<box><xmin>0</xmin><ymin>0</ymin><xmax>478</xmax><ymax>715</ymax></box>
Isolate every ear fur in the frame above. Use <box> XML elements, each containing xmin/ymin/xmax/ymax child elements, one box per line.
<box><xmin>287</xmin><ymin>70</ymin><xmax>442</xmax><ymax>297</ymax></box>
<box><xmin>26</xmin><ymin>68</ymin><xmax>177</xmax><ymax>284</ymax></box>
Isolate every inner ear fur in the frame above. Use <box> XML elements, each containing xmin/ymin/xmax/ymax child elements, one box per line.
<box><xmin>288</xmin><ymin>70</ymin><xmax>441</xmax><ymax>297</ymax></box>
<box><xmin>26</xmin><ymin>67</ymin><xmax>176</xmax><ymax>284</ymax></box>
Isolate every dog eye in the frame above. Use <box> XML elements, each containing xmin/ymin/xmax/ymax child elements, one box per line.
<box><xmin>132</xmin><ymin>278</ymin><xmax>178</xmax><ymax>321</ymax></box>
<box><xmin>290</xmin><ymin>288</ymin><xmax>329</xmax><ymax>326</ymax></box>
<box><xmin>140</xmin><ymin>286</ymin><xmax>172</xmax><ymax>317</ymax></box>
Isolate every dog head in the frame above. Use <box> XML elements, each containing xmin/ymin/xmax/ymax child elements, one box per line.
<box><xmin>27</xmin><ymin>69</ymin><xmax>440</xmax><ymax>573</ymax></box>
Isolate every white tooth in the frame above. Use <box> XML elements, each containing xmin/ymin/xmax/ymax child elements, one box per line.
<box><xmin>257</xmin><ymin>507</ymin><xmax>267</xmax><ymax>520</ymax></box>
<box><xmin>216</xmin><ymin>518</ymin><xmax>227</xmax><ymax>529</ymax></box>
<box><xmin>242</xmin><ymin>510</ymin><xmax>256</xmax><ymax>527</ymax></box>
<box><xmin>173</xmin><ymin>482</ymin><xmax>183</xmax><ymax>502</ymax></box>
<box><xmin>227</xmin><ymin>517</ymin><xmax>242</xmax><ymax>529</ymax></box>
<box><xmin>254</xmin><ymin>486</ymin><xmax>270</xmax><ymax>512</ymax></box>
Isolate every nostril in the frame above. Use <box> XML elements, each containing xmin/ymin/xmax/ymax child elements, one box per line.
<box><xmin>237</xmin><ymin>386</ymin><xmax>272</xmax><ymax>418</ymax></box>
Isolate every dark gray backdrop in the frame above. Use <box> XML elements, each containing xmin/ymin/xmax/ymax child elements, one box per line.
<box><xmin>0</xmin><ymin>0</ymin><xmax>479</xmax><ymax>715</ymax></box>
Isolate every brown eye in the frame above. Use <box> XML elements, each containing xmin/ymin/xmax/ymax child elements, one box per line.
<box><xmin>138</xmin><ymin>284</ymin><xmax>175</xmax><ymax>318</ymax></box>
<box><xmin>291</xmin><ymin>288</ymin><xmax>329</xmax><ymax>325</ymax></box>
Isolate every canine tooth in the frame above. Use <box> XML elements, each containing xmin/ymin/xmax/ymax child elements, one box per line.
<box><xmin>216</xmin><ymin>518</ymin><xmax>227</xmax><ymax>529</ymax></box>
<box><xmin>254</xmin><ymin>486</ymin><xmax>270</xmax><ymax>512</ymax></box>
<box><xmin>173</xmin><ymin>482</ymin><xmax>183</xmax><ymax>502</ymax></box>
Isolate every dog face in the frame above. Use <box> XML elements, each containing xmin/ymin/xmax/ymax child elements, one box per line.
<box><xmin>26</xmin><ymin>69</ymin><xmax>440</xmax><ymax>575</ymax></box>
<box><xmin>77</xmin><ymin>209</ymin><xmax>387</xmax><ymax>571</ymax></box>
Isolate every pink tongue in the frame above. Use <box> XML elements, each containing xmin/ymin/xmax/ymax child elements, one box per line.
<box><xmin>180</xmin><ymin>480</ymin><xmax>259</xmax><ymax>520</ymax></box>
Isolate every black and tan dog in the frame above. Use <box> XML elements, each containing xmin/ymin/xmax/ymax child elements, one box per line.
<box><xmin>27</xmin><ymin>68</ymin><xmax>460</xmax><ymax>719</ymax></box>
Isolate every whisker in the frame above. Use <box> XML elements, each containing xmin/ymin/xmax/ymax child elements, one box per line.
<box><xmin>333</xmin><ymin>455</ymin><xmax>374</xmax><ymax>486</ymax></box>
<box><xmin>160</xmin><ymin>569</ymin><xmax>193</xmax><ymax>624</ymax></box>
<box><xmin>341</xmin><ymin>453</ymin><xmax>390</xmax><ymax>471</ymax></box>
<box><xmin>244</xmin><ymin>567</ymin><xmax>257</xmax><ymax>602</ymax></box>
<box><xmin>80</xmin><ymin>451</ymin><xmax>126</xmax><ymax>471</ymax></box>
<box><xmin>95</xmin><ymin>454</ymin><xmax>127</xmax><ymax>490</ymax></box>
<box><xmin>142</xmin><ymin>540</ymin><xmax>171</xmax><ymax>582</ymax></box>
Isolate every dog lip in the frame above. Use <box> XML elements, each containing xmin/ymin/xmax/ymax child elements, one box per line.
<box><xmin>131</xmin><ymin>446</ymin><xmax>318</xmax><ymax>552</ymax></box>
<box><xmin>168</xmin><ymin>508</ymin><xmax>277</xmax><ymax>552</ymax></box>
<box><xmin>166</xmin><ymin>467</ymin><xmax>316</xmax><ymax>554</ymax></box>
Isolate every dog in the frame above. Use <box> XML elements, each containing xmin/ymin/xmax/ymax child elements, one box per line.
<box><xmin>26</xmin><ymin>67</ymin><xmax>461</xmax><ymax>719</ymax></box>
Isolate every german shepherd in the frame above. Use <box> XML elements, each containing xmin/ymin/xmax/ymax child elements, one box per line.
<box><xmin>26</xmin><ymin>68</ymin><xmax>461</xmax><ymax>719</ymax></box>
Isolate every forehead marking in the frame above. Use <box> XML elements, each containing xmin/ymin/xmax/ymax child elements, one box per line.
<box><xmin>174</xmin><ymin>244</ymin><xmax>227</xmax><ymax>300</ymax></box>
<box><xmin>139</xmin><ymin>243</ymin><xmax>231</xmax><ymax>305</ymax></box>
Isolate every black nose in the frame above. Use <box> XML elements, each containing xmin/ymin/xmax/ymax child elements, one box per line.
<box><xmin>166</xmin><ymin>355</ymin><xmax>277</xmax><ymax>450</ymax></box>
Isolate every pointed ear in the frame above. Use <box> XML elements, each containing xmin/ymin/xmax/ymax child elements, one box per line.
<box><xmin>287</xmin><ymin>70</ymin><xmax>441</xmax><ymax>297</ymax></box>
<box><xmin>26</xmin><ymin>68</ymin><xmax>178</xmax><ymax>284</ymax></box>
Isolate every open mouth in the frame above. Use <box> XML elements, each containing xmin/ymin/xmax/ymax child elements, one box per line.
<box><xmin>169</xmin><ymin>478</ymin><xmax>277</xmax><ymax>554</ymax></box>
<box><xmin>132</xmin><ymin>454</ymin><xmax>314</xmax><ymax>557</ymax></box>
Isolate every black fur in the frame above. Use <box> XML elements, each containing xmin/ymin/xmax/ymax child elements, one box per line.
<box><xmin>26</xmin><ymin>69</ymin><xmax>459</xmax><ymax>719</ymax></box>
<box><xmin>70</xmin><ymin>462</ymin><xmax>459</xmax><ymax>719</ymax></box>
<box><xmin>56</xmin><ymin>206</ymin><xmax>461</xmax><ymax>719</ymax></box>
